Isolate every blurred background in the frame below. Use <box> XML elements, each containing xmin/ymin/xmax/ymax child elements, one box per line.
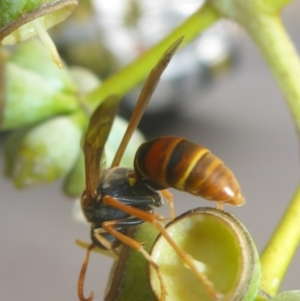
<box><xmin>1</xmin><ymin>1</ymin><xmax>300</xmax><ymax>300</ymax></box>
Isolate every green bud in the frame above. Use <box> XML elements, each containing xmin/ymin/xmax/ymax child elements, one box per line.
<box><xmin>0</xmin><ymin>0</ymin><xmax>77</xmax><ymax>45</ymax></box>
<box><xmin>3</xmin><ymin>126</ymin><xmax>30</xmax><ymax>177</ymax></box>
<box><xmin>4</xmin><ymin>110</ymin><xmax>87</xmax><ymax>188</ymax></box>
<box><xmin>10</xmin><ymin>39</ymin><xmax>77</xmax><ymax>94</ymax></box>
<box><xmin>63</xmin><ymin>151</ymin><xmax>85</xmax><ymax>197</ymax></box>
<box><xmin>69</xmin><ymin>66</ymin><xmax>100</xmax><ymax>94</ymax></box>
<box><xmin>1</xmin><ymin>60</ymin><xmax>79</xmax><ymax>130</ymax></box>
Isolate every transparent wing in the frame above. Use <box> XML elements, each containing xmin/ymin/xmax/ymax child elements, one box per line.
<box><xmin>111</xmin><ymin>36</ymin><xmax>184</xmax><ymax>167</ymax></box>
<box><xmin>83</xmin><ymin>95</ymin><xmax>120</xmax><ymax>201</ymax></box>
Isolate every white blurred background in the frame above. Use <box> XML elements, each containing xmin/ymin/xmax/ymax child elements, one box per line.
<box><xmin>1</xmin><ymin>1</ymin><xmax>300</xmax><ymax>301</ymax></box>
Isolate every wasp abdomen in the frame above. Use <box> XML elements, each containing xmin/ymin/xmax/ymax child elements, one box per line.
<box><xmin>134</xmin><ymin>136</ymin><xmax>244</xmax><ymax>206</ymax></box>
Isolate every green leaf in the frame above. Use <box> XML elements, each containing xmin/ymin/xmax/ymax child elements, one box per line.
<box><xmin>10</xmin><ymin>39</ymin><xmax>77</xmax><ymax>93</ymax></box>
<box><xmin>2</xmin><ymin>62</ymin><xmax>78</xmax><ymax>130</ymax></box>
<box><xmin>0</xmin><ymin>0</ymin><xmax>77</xmax><ymax>44</ymax></box>
<box><xmin>5</xmin><ymin>111</ymin><xmax>86</xmax><ymax>188</ymax></box>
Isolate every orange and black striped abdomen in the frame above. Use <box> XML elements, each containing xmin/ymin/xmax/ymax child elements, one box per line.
<box><xmin>134</xmin><ymin>136</ymin><xmax>244</xmax><ymax>206</ymax></box>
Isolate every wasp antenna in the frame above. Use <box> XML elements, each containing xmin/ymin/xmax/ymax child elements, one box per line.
<box><xmin>78</xmin><ymin>244</ymin><xmax>95</xmax><ymax>301</ymax></box>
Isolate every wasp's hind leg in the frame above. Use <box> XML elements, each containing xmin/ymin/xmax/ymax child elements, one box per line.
<box><xmin>90</xmin><ymin>225</ymin><xmax>123</xmax><ymax>257</ymax></box>
<box><xmin>98</xmin><ymin>211</ymin><xmax>168</xmax><ymax>301</ymax></box>
<box><xmin>78</xmin><ymin>244</ymin><xmax>95</xmax><ymax>301</ymax></box>
<box><xmin>160</xmin><ymin>189</ymin><xmax>175</xmax><ymax>219</ymax></box>
<box><xmin>78</xmin><ymin>225</ymin><xmax>123</xmax><ymax>301</ymax></box>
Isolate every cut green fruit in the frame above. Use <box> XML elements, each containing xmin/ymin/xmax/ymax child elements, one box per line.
<box><xmin>150</xmin><ymin>207</ymin><xmax>261</xmax><ymax>301</ymax></box>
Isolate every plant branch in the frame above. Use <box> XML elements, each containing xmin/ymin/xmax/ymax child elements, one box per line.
<box><xmin>260</xmin><ymin>184</ymin><xmax>300</xmax><ymax>296</ymax></box>
<box><xmin>83</xmin><ymin>4</ymin><xmax>220</xmax><ymax>111</ymax></box>
<box><xmin>257</xmin><ymin>0</ymin><xmax>294</xmax><ymax>14</ymax></box>
<box><xmin>245</xmin><ymin>14</ymin><xmax>300</xmax><ymax>137</ymax></box>
<box><xmin>228</xmin><ymin>11</ymin><xmax>300</xmax><ymax>294</ymax></box>
<box><xmin>210</xmin><ymin>0</ymin><xmax>300</xmax><ymax>297</ymax></box>
<box><xmin>210</xmin><ymin>1</ymin><xmax>300</xmax><ymax>136</ymax></box>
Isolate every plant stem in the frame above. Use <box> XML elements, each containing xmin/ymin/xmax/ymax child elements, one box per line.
<box><xmin>32</xmin><ymin>18</ymin><xmax>63</xmax><ymax>69</ymax></box>
<box><xmin>257</xmin><ymin>0</ymin><xmax>294</xmax><ymax>13</ymax></box>
<box><xmin>210</xmin><ymin>1</ymin><xmax>300</xmax><ymax>136</ymax></box>
<box><xmin>233</xmin><ymin>12</ymin><xmax>300</xmax><ymax>294</ymax></box>
<box><xmin>260</xmin><ymin>184</ymin><xmax>300</xmax><ymax>296</ymax></box>
<box><xmin>210</xmin><ymin>0</ymin><xmax>300</xmax><ymax>296</ymax></box>
<box><xmin>83</xmin><ymin>4</ymin><xmax>220</xmax><ymax>111</ymax></box>
<box><xmin>245</xmin><ymin>14</ymin><xmax>300</xmax><ymax>137</ymax></box>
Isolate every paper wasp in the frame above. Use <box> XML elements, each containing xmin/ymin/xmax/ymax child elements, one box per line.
<box><xmin>78</xmin><ymin>37</ymin><xmax>244</xmax><ymax>301</ymax></box>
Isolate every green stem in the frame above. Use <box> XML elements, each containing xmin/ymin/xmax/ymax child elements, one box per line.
<box><xmin>238</xmin><ymin>13</ymin><xmax>300</xmax><ymax>294</ymax></box>
<box><xmin>83</xmin><ymin>4</ymin><xmax>220</xmax><ymax>111</ymax></box>
<box><xmin>210</xmin><ymin>0</ymin><xmax>300</xmax><ymax>297</ymax></box>
<box><xmin>210</xmin><ymin>1</ymin><xmax>300</xmax><ymax>136</ymax></box>
<box><xmin>257</xmin><ymin>0</ymin><xmax>294</xmax><ymax>14</ymax></box>
<box><xmin>245</xmin><ymin>14</ymin><xmax>300</xmax><ymax>137</ymax></box>
<box><xmin>260</xmin><ymin>184</ymin><xmax>300</xmax><ymax>296</ymax></box>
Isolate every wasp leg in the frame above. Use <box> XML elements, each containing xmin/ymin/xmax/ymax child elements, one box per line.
<box><xmin>78</xmin><ymin>244</ymin><xmax>95</xmax><ymax>301</ymax></box>
<box><xmin>98</xmin><ymin>215</ymin><xmax>168</xmax><ymax>301</ymax></box>
<box><xmin>91</xmin><ymin>227</ymin><xmax>121</xmax><ymax>257</ymax></box>
<box><xmin>78</xmin><ymin>229</ymin><xmax>125</xmax><ymax>301</ymax></box>
<box><xmin>217</xmin><ymin>202</ymin><xmax>224</xmax><ymax>210</ymax></box>
<box><xmin>103</xmin><ymin>195</ymin><xmax>221</xmax><ymax>301</ymax></box>
<box><xmin>160</xmin><ymin>189</ymin><xmax>175</xmax><ymax>219</ymax></box>
<box><xmin>92</xmin><ymin>217</ymin><xmax>144</xmax><ymax>253</ymax></box>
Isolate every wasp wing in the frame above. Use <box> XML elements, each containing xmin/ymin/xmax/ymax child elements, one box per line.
<box><xmin>83</xmin><ymin>95</ymin><xmax>120</xmax><ymax>202</ymax></box>
<box><xmin>111</xmin><ymin>36</ymin><xmax>184</xmax><ymax>167</ymax></box>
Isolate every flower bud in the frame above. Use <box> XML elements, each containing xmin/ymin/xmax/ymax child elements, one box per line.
<box><xmin>4</xmin><ymin>110</ymin><xmax>87</xmax><ymax>188</ymax></box>
<box><xmin>63</xmin><ymin>151</ymin><xmax>85</xmax><ymax>197</ymax></box>
<box><xmin>2</xmin><ymin>63</ymin><xmax>78</xmax><ymax>130</ymax></box>
<box><xmin>1</xmin><ymin>39</ymin><xmax>79</xmax><ymax>130</ymax></box>
<box><xmin>10</xmin><ymin>39</ymin><xmax>77</xmax><ymax>93</ymax></box>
